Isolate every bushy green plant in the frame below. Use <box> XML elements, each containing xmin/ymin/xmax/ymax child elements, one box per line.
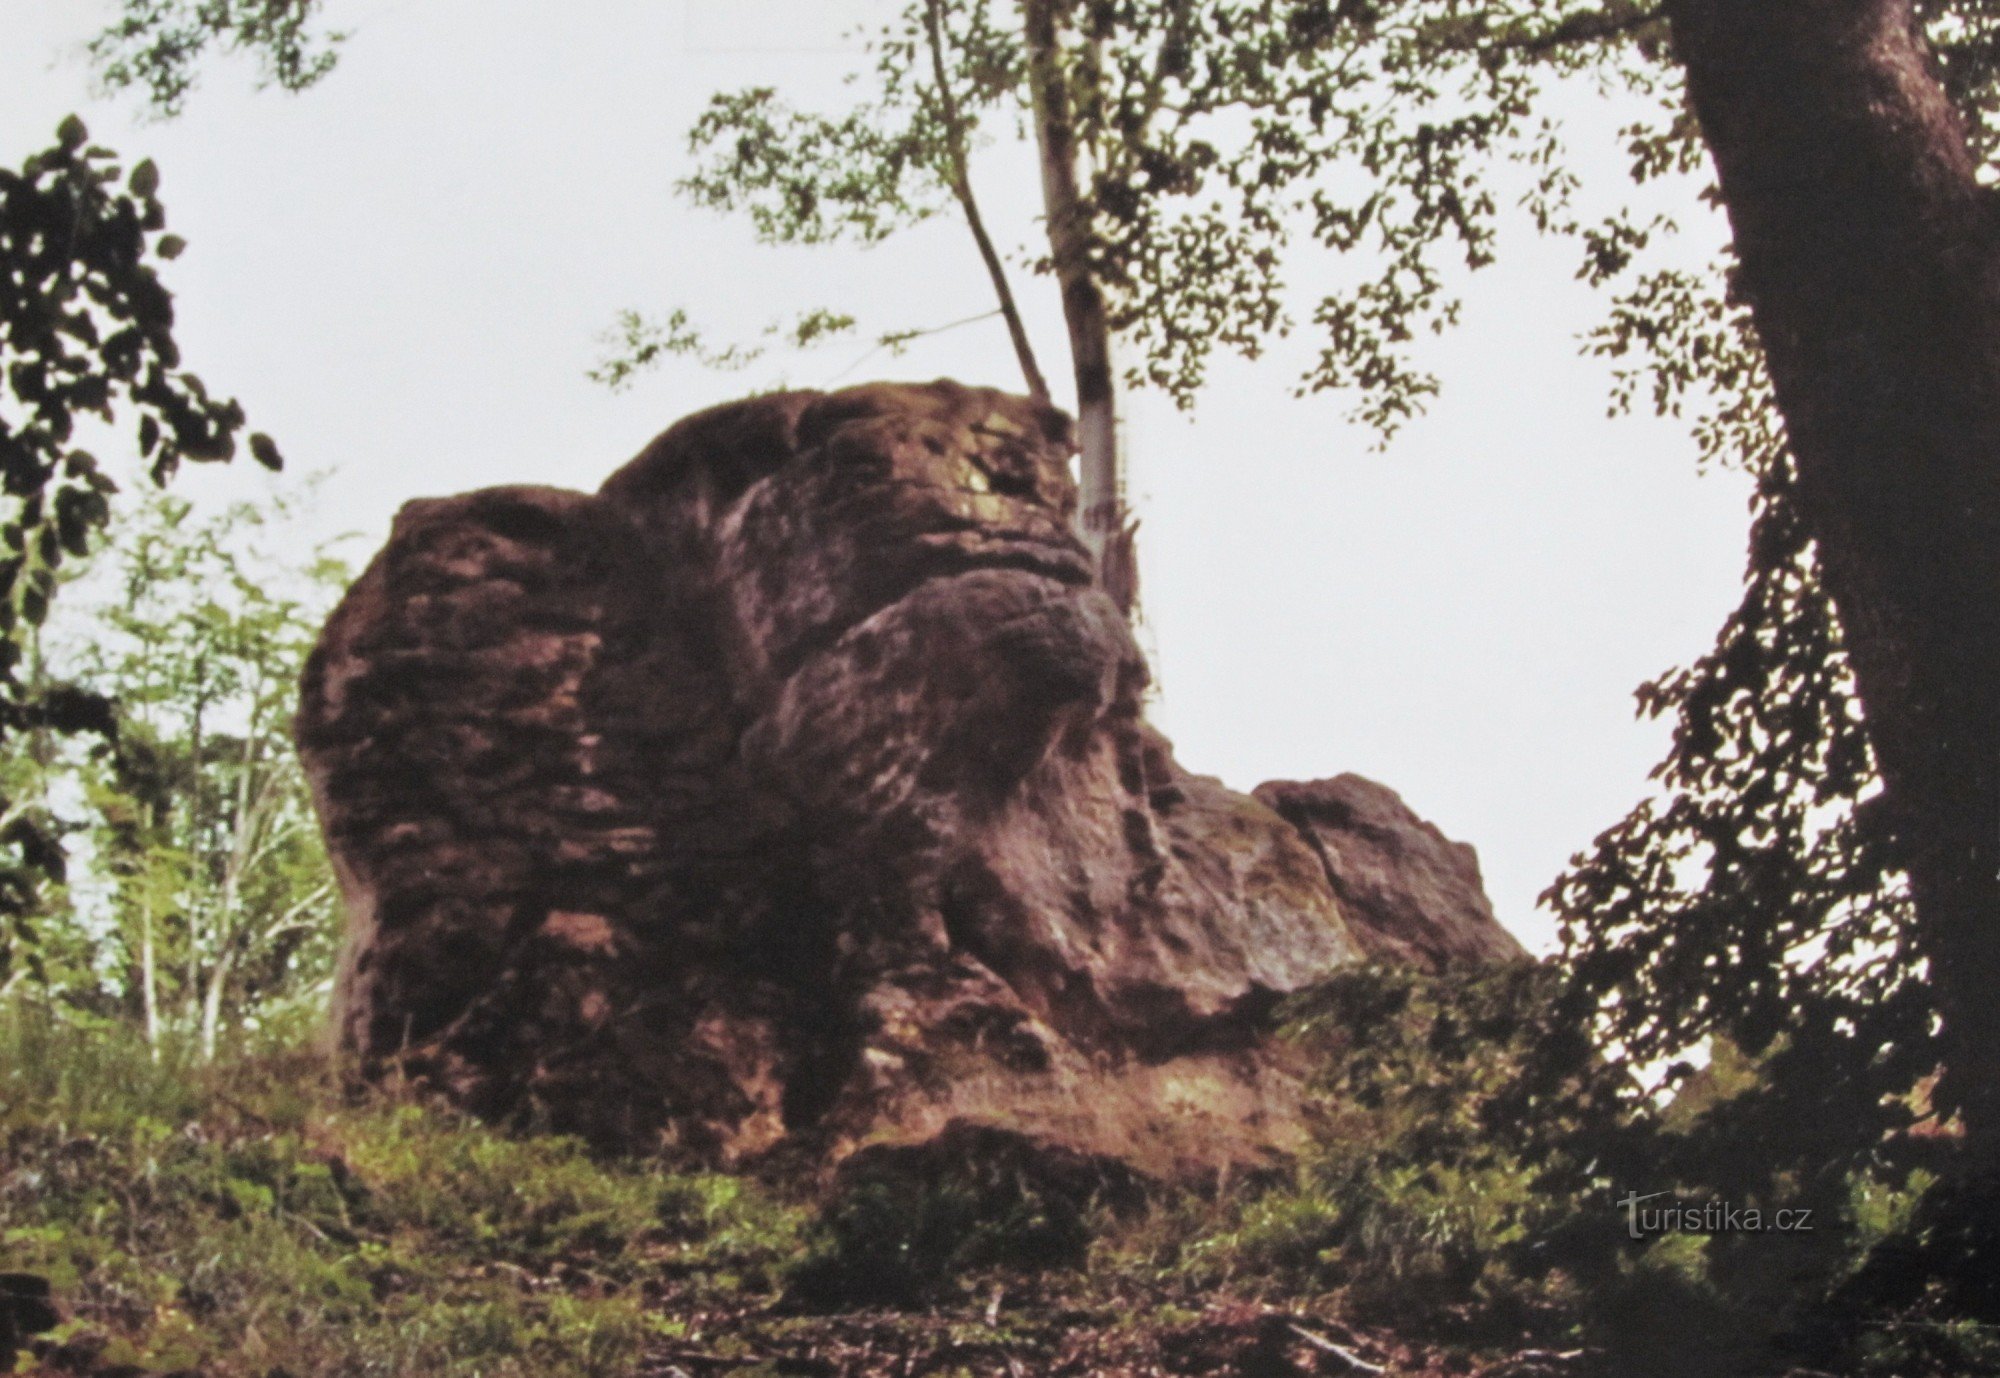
<box><xmin>39</xmin><ymin>481</ymin><xmax>349</xmax><ymax>1058</ymax></box>
<box><xmin>1251</xmin><ymin>965</ymin><xmax>1604</xmax><ymax>1334</ymax></box>
<box><xmin>788</xmin><ymin>1124</ymin><xmax>1140</xmax><ymax>1307</ymax></box>
<box><xmin>1081</xmin><ymin>966</ymin><xmax>1597</xmax><ymax>1344</ymax></box>
<box><xmin>1118</xmin><ymin>963</ymin><xmax>1961</xmax><ymax>1372</ymax></box>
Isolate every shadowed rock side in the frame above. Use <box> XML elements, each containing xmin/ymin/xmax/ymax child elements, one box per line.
<box><xmin>297</xmin><ymin>380</ymin><xmax>1523</xmax><ymax>1176</ymax></box>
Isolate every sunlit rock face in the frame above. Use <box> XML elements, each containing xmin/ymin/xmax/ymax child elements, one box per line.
<box><xmin>1255</xmin><ymin>776</ymin><xmax>1527</xmax><ymax>972</ymax></box>
<box><xmin>296</xmin><ymin>380</ymin><xmax>1523</xmax><ymax>1174</ymax></box>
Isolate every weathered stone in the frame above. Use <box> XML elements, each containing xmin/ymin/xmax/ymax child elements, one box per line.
<box><xmin>1254</xmin><ymin>775</ymin><xmax>1526</xmax><ymax>971</ymax></box>
<box><xmin>298</xmin><ymin>380</ymin><xmax>1522</xmax><ymax>1173</ymax></box>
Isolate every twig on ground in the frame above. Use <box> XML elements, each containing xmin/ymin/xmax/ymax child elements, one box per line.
<box><xmin>1288</xmin><ymin>1323</ymin><xmax>1388</xmax><ymax>1375</ymax></box>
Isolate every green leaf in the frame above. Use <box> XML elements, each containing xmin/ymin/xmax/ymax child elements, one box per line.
<box><xmin>56</xmin><ymin>115</ymin><xmax>88</xmax><ymax>152</ymax></box>
<box><xmin>130</xmin><ymin>158</ymin><xmax>159</xmax><ymax>199</ymax></box>
<box><xmin>249</xmin><ymin>432</ymin><xmax>283</xmax><ymax>471</ymax></box>
<box><xmin>156</xmin><ymin>234</ymin><xmax>187</xmax><ymax>261</ymax></box>
<box><xmin>55</xmin><ymin>490</ymin><xmax>94</xmax><ymax>557</ymax></box>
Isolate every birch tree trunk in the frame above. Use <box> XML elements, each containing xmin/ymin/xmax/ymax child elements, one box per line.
<box><xmin>140</xmin><ymin>907</ymin><xmax>159</xmax><ymax>1057</ymax></box>
<box><xmin>199</xmin><ymin>946</ymin><xmax>233</xmax><ymax>1062</ymax></box>
<box><xmin>1022</xmin><ymin>0</ymin><xmax>1137</xmax><ymax>617</ymax></box>
<box><xmin>1667</xmin><ymin>0</ymin><xmax>2000</xmax><ymax>1151</ymax></box>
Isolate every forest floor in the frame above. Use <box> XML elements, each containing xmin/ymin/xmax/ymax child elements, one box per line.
<box><xmin>0</xmin><ymin>1009</ymin><xmax>1630</xmax><ymax>1378</ymax></box>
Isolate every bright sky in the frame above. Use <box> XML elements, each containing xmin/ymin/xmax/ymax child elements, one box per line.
<box><xmin>2</xmin><ymin>0</ymin><xmax>1756</xmax><ymax>951</ymax></box>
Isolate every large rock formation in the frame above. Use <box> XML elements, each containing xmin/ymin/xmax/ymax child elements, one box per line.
<box><xmin>297</xmin><ymin>380</ymin><xmax>1523</xmax><ymax>1174</ymax></box>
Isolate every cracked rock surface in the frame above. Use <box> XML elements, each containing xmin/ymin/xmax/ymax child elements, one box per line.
<box><xmin>298</xmin><ymin>381</ymin><xmax>1523</xmax><ymax>1173</ymax></box>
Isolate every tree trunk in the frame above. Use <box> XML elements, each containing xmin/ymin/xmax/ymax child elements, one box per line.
<box><xmin>924</xmin><ymin>0</ymin><xmax>1050</xmax><ymax>404</ymax></box>
<box><xmin>1022</xmin><ymin>0</ymin><xmax>1137</xmax><ymax>616</ymax></box>
<box><xmin>139</xmin><ymin>907</ymin><xmax>158</xmax><ymax>1057</ymax></box>
<box><xmin>1666</xmin><ymin>0</ymin><xmax>2000</xmax><ymax>1150</ymax></box>
<box><xmin>199</xmin><ymin>945</ymin><xmax>233</xmax><ymax>1063</ymax></box>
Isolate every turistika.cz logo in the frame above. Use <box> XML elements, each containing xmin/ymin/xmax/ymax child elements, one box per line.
<box><xmin>1617</xmin><ymin>1191</ymin><xmax>1815</xmax><ymax>1240</ymax></box>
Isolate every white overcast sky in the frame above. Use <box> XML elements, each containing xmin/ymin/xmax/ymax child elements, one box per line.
<box><xmin>2</xmin><ymin>0</ymin><xmax>1756</xmax><ymax>951</ymax></box>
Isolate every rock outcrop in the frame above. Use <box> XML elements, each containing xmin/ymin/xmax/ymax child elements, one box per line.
<box><xmin>1254</xmin><ymin>776</ymin><xmax>1525</xmax><ymax>971</ymax></box>
<box><xmin>297</xmin><ymin>380</ymin><xmax>1523</xmax><ymax>1174</ymax></box>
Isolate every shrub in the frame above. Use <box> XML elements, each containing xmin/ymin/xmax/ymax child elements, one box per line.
<box><xmin>788</xmin><ymin>1121</ymin><xmax>1146</xmax><ymax>1307</ymax></box>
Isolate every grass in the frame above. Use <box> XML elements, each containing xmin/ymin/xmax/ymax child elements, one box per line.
<box><xmin>5</xmin><ymin>976</ymin><xmax>1989</xmax><ymax>1378</ymax></box>
<box><xmin>0</xmin><ymin>990</ymin><xmax>1679</xmax><ymax>1374</ymax></box>
<box><xmin>3</xmin><ymin>994</ymin><xmax>1571</xmax><ymax>1374</ymax></box>
<box><xmin>0</xmin><ymin>1003</ymin><xmax>806</xmax><ymax>1377</ymax></box>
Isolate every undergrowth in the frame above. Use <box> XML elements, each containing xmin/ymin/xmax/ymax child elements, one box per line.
<box><xmin>4</xmin><ymin>972</ymin><xmax>1992</xmax><ymax>1377</ymax></box>
<box><xmin>0</xmin><ymin>1004</ymin><xmax>805</xmax><ymax>1377</ymax></box>
<box><xmin>1088</xmin><ymin>963</ymin><xmax>1984</xmax><ymax>1376</ymax></box>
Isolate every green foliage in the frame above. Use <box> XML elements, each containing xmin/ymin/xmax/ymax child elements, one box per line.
<box><xmin>1514</xmin><ymin>2</ymin><xmax>1999</xmax><ymax>1339</ymax></box>
<box><xmin>0</xmin><ymin>118</ymin><xmax>269</xmax><ymax>991</ymax></box>
<box><xmin>647</xmin><ymin>0</ymin><xmax>1623</xmax><ymax>435</ymax></box>
<box><xmin>588</xmin><ymin>307</ymin><xmax>859</xmax><ymax>392</ymax></box>
<box><xmin>1539</xmin><ymin>190</ymin><xmax>1938</xmax><ymax>1311</ymax></box>
<box><xmin>790</xmin><ymin>1128</ymin><xmax>1139</xmax><ymax>1307</ymax></box>
<box><xmin>0</xmin><ymin>984</ymin><xmax>207</xmax><ymax>1129</ymax></box>
<box><xmin>6</xmin><ymin>480</ymin><xmax>348</xmax><ymax>1055</ymax></box>
<box><xmin>1540</xmin><ymin>7</ymin><xmax>1933</xmax><ymax>1232</ymax></box>
<box><xmin>679</xmin><ymin>82</ymin><xmax>960</xmax><ymax>248</ymax></box>
<box><xmin>652</xmin><ymin>0</ymin><xmax>1981</xmax><ymax>445</ymax></box>
<box><xmin>89</xmin><ymin>0</ymin><xmax>342</xmax><ymax>118</ymax></box>
<box><xmin>1852</xmin><ymin>1317</ymin><xmax>2000</xmax><ymax>1378</ymax></box>
<box><xmin>0</xmin><ymin>1006</ymin><xmax>807</xmax><ymax>1377</ymax></box>
<box><xmin>1145</xmin><ymin>965</ymin><xmax>1614</xmax><ymax>1341</ymax></box>
<box><xmin>337</xmin><ymin>1107</ymin><xmax>801</xmax><ymax>1285</ymax></box>
<box><xmin>1085</xmin><ymin>966</ymin><xmax>1955</xmax><ymax>1370</ymax></box>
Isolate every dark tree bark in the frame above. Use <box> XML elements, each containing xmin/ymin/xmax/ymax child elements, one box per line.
<box><xmin>1665</xmin><ymin>0</ymin><xmax>2000</xmax><ymax>1149</ymax></box>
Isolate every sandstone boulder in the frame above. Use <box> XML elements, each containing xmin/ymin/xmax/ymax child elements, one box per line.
<box><xmin>297</xmin><ymin>380</ymin><xmax>1523</xmax><ymax>1174</ymax></box>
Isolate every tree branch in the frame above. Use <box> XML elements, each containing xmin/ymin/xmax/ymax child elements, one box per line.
<box><xmin>1504</xmin><ymin>3</ymin><xmax>1666</xmax><ymax>57</ymax></box>
<box><xmin>923</xmin><ymin>0</ymin><xmax>1052</xmax><ymax>401</ymax></box>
